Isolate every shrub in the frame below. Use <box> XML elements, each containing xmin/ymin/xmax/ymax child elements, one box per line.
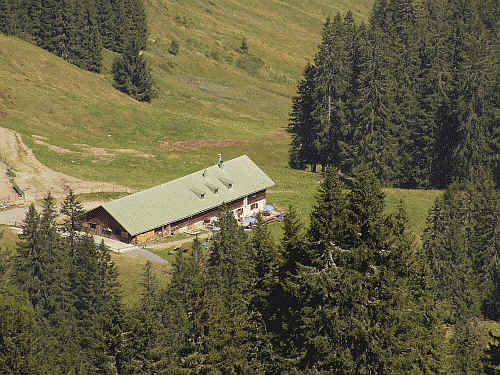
<box><xmin>235</xmin><ymin>54</ymin><xmax>264</xmax><ymax>75</ymax></box>
<box><xmin>169</xmin><ymin>40</ymin><xmax>180</xmax><ymax>56</ymax></box>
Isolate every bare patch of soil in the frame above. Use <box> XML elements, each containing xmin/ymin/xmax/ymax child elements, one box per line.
<box><xmin>159</xmin><ymin>138</ymin><xmax>254</xmax><ymax>152</ymax></box>
<box><xmin>74</xmin><ymin>143</ymin><xmax>155</xmax><ymax>160</ymax></box>
<box><xmin>113</xmin><ymin>148</ymin><xmax>155</xmax><ymax>158</ymax></box>
<box><xmin>33</xmin><ymin>139</ymin><xmax>76</xmax><ymax>154</ymax></box>
<box><xmin>158</xmin><ymin>131</ymin><xmax>288</xmax><ymax>152</ymax></box>
<box><xmin>0</xmin><ymin>127</ymin><xmax>132</xmax><ymax>202</ymax></box>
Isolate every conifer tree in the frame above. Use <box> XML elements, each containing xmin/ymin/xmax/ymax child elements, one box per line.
<box><xmin>162</xmin><ymin>244</ymin><xmax>206</xmax><ymax>372</ymax></box>
<box><xmin>60</xmin><ymin>188</ymin><xmax>85</xmax><ymax>254</ymax></box>
<box><xmin>207</xmin><ymin>209</ymin><xmax>251</xmax><ymax>292</ymax></box>
<box><xmin>0</xmin><ymin>287</ymin><xmax>46</xmax><ymax>374</ymax></box>
<box><xmin>423</xmin><ymin>176</ymin><xmax>499</xmax><ymax>322</ymax></box>
<box><xmin>28</xmin><ymin>0</ymin><xmax>42</xmax><ymax>42</ymax></box>
<box><xmin>353</xmin><ymin>27</ymin><xmax>397</xmax><ymax>184</ymax></box>
<box><xmin>270</xmin><ymin>206</ymin><xmax>308</xmax><ymax>372</ymax></box>
<box><xmin>95</xmin><ymin>0</ymin><xmax>114</xmax><ymax>49</ymax></box>
<box><xmin>249</xmin><ymin>214</ymin><xmax>279</xmax><ymax>321</ymax></box>
<box><xmin>308</xmin><ymin>168</ymin><xmax>351</xmax><ymax>266</ymax></box>
<box><xmin>93</xmin><ymin>240</ymin><xmax>124</xmax><ymax>372</ymax></box>
<box><xmin>0</xmin><ymin>0</ymin><xmax>18</xmax><ymax>35</ymax></box>
<box><xmin>288</xmin><ymin>63</ymin><xmax>320</xmax><ymax>170</ymax></box>
<box><xmin>483</xmin><ymin>331</ymin><xmax>500</xmax><ymax>374</ymax></box>
<box><xmin>293</xmin><ymin>165</ymin><xmax>445</xmax><ymax>373</ymax></box>
<box><xmin>450</xmin><ymin>318</ymin><xmax>487</xmax><ymax>375</ymax></box>
<box><xmin>123</xmin><ymin>261</ymin><xmax>167</xmax><ymax>373</ymax></box>
<box><xmin>13</xmin><ymin>204</ymin><xmax>42</xmax><ymax>310</ymax></box>
<box><xmin>112</xmin><ymin>38</ymin><xmax>153</xmax><ymax>102</ymax></box>
<box><xmin>83</xmin><ymin>0</ymin><xmax>103</xmax><ymax>73</ymax></box>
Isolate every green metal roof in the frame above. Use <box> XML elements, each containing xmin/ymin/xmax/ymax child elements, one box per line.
<box><xmin>98</xmin><ymin>155</ymin><xmax>275</xmax><ymax>236</ymax></box>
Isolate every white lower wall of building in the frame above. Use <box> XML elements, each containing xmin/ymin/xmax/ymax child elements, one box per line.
<box><xmin>236</xmin><ymin>198</ymin><xmax>266</xmax><ymax>219</ymax></box>
<box><xmin>179</xmin><ymin>198</ymin><xmax>268</xmax><ymax>232</ymax></box>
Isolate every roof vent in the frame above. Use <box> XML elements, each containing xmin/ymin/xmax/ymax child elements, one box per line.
<box><xmin>205</xmin><ymin>182</ymin><xmax>219</xmax><ymax>194</ymax></box>
<box><xmin>218</xmin><ymin>176</ymin><xmax>233</xmax><ymax>189</ymax></box>
<box><xmin>191</xmin><ymin>188</ymin><xmax>206</xmax><ymax>199</ymax></box>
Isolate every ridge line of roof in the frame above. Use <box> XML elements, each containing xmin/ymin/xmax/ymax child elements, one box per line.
<box><xmin>102</xmin><ymin>154</ymin><xmax>251</xmax><ymax>208</ymax></box>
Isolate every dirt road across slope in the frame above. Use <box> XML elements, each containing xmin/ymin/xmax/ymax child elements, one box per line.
<box><xmin>0</xmin><ymin>127</ymin><xmax>130</xmax><ymax>203</ymax></box>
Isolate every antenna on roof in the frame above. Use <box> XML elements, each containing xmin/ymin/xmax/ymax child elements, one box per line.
<box><xmin>217</xmin><ymin>153</ymin><xmax>223</xmax><ymax>169</ymax></box>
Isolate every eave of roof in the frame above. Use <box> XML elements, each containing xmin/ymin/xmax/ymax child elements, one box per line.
<box><xmin>95</xmin><ymin>155</ymin><xmax>275</xmax><ymax>236</ymax></box>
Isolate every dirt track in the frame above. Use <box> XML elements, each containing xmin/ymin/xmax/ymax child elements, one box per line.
<box><xmin>0</xmin><ymin>127</ymin><xmax>130</xmax><ymax>203</ymax></box>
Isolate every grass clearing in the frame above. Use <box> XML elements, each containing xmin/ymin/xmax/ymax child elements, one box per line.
<box><xmin>0</xmin><ymin>225</ymin><xmax>18</xmax><ymax>254</ymax></box>
<box><xmin>111</xmin><ymin>252</ymin><xmax>171</xmax><ymax>308</ymax></box>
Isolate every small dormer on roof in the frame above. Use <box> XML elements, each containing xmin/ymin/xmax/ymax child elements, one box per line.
<box><xmin>204</xmin><ymin>182</ymin><xmax>219</xmax><ymax>193</ymax></box>
<box><xmin>218</xmin><ymin>176</ymin><xmax>233</xmax><ymax>189</ymax></box>
<box><xmin>191</xmin><ymin>187</ymin><xmax>206</xmax><ymax>199</ymax></box>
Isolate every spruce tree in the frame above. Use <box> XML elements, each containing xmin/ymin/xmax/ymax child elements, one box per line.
<box><xmin>292</xmin><ymin>165</ymin><xmax>445</xmax><ymax>373</ymax></box>
<box><xmin>308</xmin><ymin>168</ymin><xmax>351</xmax><ymax>266</ymax></box>
<box><xmin>60</xmin><ymin>188</ymin><xmax>85</xmax><ymax>254</ymax></box>
<box><xmin>123</xmin><ymin>261</ymin><xmax>168</xmax><ymax>373</ymax></box>
<box><xmin>0</xmin><ymin>287</ymin><xmax>46</xmax><ymax>374</ymax></box>
<box><xmin>249</xmin><ymin>214</ymin><xmax>280</xmax><ymax>322</ymax></box>
<box><xmin>95</xmin><ymin>0</ymin><xmax>114</xmax><ymax>49</ymax></box>
<box><xmin>112</xmin><ymin>39</ymin><xmax>153</xmax><ymax>102</ymax></box>
<box><xmin>483</xmin><ymin>331</ymin><xmax>500</xmax><ymax>374</ymax></box>
<box><xmin>288</xmin><ymin>63</ymin><xmax>320</xmax><ymax>170</ymax></box>
<box><xmin>450</xmin><ymin>318</ymin><xmax>487</xmax><ymax>375</ymax></box>
<box><xmin>28</xmin><ymin>0</ymin><xmax>42</xmax><ymax>42</ymax></box>
<box><xmin>353</xmin><ymin>27</ymin><xmax>397</xmax><ymax>184</ymax></box>
<box><xmin>423</xmin><ymin>175</ymin><xmax>499</xmax><ymax>322</ymax></box>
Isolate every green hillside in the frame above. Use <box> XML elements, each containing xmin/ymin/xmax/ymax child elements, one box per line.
<box><xmin>0</xmin><ymin>0</ymin><xmax>441</xmax><ymax>233</ymax></box>
<box><xmin>0</xmin><ymin>0</ymin><xmax>376</xmax><ymax>212</ymax></box>
<box><xmin>0</xmin><ymin>0</ymin><xmax>443</xmax><ymax>237</ymax></box>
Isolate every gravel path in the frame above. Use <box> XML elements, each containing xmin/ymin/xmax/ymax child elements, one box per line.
<box><xmin>0</xmin><ymin>127</ymin><xmax>130</xmax><ymax>201</ymax></box>
<box><xmin>93</xmin><ymin>234</ymin><xmax>168</xmax><ymax>264</ymax></box>
<box><xmin>0</xmin><ymin>201</ymin><xmax>103</xmax><ymax>227</ymax></box>
<box><xmin>0</xmin><ymin>207</ymin><xmax>27</xmax><ymax>226</ymax></box>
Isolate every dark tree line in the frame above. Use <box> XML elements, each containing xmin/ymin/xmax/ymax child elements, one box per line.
<box><xmin>1</xmin><ymin>191</ymin><xmax>124</xmax><ymax>373</ymax></box>
<box><xmin>423</xmin><ymin>170</ymin><xmax>500</xmax><ymax>373</ymax></box>
<box><xmin>0</xmin><ymin>0</ymin><xmax>153</xmax><ymax>101</ymax></box>
<box><xmin>288</xmin><ymin>0</ymin><xmax>499</xmax><ymax>188</ymax></box>
<box><xmin>1</xmin><ymin>169</ymin><xmax>499</xmax><ymax>373</ymax></box>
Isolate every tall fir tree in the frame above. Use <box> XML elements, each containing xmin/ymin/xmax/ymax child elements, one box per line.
<box><xmin>112</xmin><ymin>38</ymin><xmax>153</xmax><ymax>102</ymax></box>
<box><xmin>288</xmin><ymin>63</ymin><xmax>319</xmax><ymax>170</ymax></box>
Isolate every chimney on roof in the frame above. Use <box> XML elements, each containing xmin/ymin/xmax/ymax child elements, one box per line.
<box><xmin>217</xmin><ymin>153</ymin><xmax>223</xmax><ymax>169</ymax></box>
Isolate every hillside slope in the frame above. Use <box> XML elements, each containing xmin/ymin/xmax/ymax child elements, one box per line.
<box><xmin>0</xmin><ymin>1</ymin><xmax>372</xmax><ymax>189</ymax></box>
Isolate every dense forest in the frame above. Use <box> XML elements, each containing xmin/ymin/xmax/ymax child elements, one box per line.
<box><xmin>288</xmin><ymin>0</ymin><xmax>499</xmax><ymax>189</ymax></box>
<box><xmin>1</xmin><ymin>169</ymin><xmax>498</xmax><ymax>373</ymax></box>
<box><xmin>0</xmin><ymin>0</ymin><xmax>152</xmax><ymax>101</ymax></box>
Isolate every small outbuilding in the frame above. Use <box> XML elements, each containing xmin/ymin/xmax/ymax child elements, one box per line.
<box><xmin>84</xmin><ymin>155</ymin><xmax>275</xmax><ymax>244</ymax></box>
<box><xmin>13</xmin><ymin>184</ymin><xmax>24</xmax><ymax>198</ymax></box>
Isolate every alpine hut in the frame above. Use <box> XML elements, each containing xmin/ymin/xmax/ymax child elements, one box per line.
<box><xmin>83</xmin><ymin>155</ymin><xmax>275</xmax><ymax>244</ymax></box>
